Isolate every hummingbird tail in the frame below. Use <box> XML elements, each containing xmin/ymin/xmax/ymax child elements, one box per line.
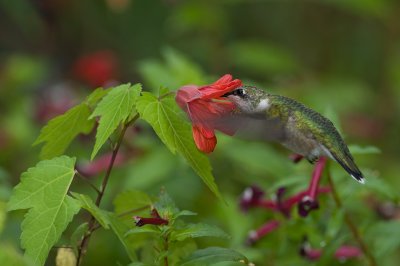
<box><xmin>332</xmin><ymin>154</ymin><xmax>365</xmax><ymax>184</ymax></box>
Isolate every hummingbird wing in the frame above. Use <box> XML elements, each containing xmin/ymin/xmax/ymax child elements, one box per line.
<box><xmin>290</xmin><ymin>102</ymin><xmax>364</xmax><ymax>183</ymax></box>
<box><xmin>206</xmin><ymin>112</ymin><xmax>287</xmax><ymax>142</ymax></box>
<box><xmin>269</xmin><ymin>94</ymin><xmax>364</xmax><ymax>183</ymax></box>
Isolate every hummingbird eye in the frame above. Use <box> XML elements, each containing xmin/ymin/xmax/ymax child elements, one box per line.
<box><xmin>233</xmin><ymin>88</ymin><xmax>246</xmax><ymax>97</ymax></box>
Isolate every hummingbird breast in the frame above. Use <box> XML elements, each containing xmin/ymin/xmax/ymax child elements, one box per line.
<box><xmin>279</xmin><ymin>111</ymin><xmax>334</xmax><ymax>162</ymax></box>
<box><xmin>281</xmin><ymin>129</ymin><xmax>331</xmax><ymax>162</ymax></box>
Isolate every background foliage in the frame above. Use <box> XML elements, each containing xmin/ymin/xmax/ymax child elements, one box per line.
<box><xmin>1</xmin><ymin>0</ymin><xmax>400</xmax><ymax>265</ymax></box>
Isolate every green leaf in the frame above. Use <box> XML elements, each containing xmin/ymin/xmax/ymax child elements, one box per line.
<box><xmin>171</xmin><ymin>223</ymin><xmax>230</xmax><ymax>242</ymax></box>
<box><xmin>113</xmin><ymin>190</ymin><xmax>152</xmax><ymax>216</ymax></box>
<box><xmin>90</xmin><ymin>83</ymin><xmax>142</xmax><ymax>159</ymax></box>
<box><xmin>124</xmin><ymin>227</ymin><xmax>160</xmax><ymax>237</ymax></box>
<box><xmin>70</xmin><ymin>222</ymin><xmax>88</xmax><ymax>254</ymax></box>
<box><xmin>364</xmin><ymin>174</ymin><xmax>399</xmax><ymax>201</ymax></box>
<box><xmin>367</xmin><ymin>220</ymin><xmax>400</xmax><ymax>257</ymax></box>
<box><xmin>33</xmin><ymin>104</ymin><xmax>94</xmax><ymax>159</ymax></box>
<box><xmin>229</xmin><ymin>40</ymin><xmax>298</xmax><ymax>76</ymax></box>
<box><xmin>71</xmin><ymin>193</ymin><xmax>110</xmax><ymax>229</ymax></box>
<box><xmin>180</xmin><ymin>247</ymin><xmax>248</xmax><ymax>266</ymax></box>
<box><xmin>0</xmin><ymin>201</ymin><xmax>6</xmax><ymax>234</ymax></box>
<box><xmin>108</xmin><ymin>214</ymin><xmax>138</xmax><ymax>261</ymax></box>
<box><xmin>7</xmin><ymin>156</ymin><xmax>80</xmax><ymax>266</ymax></box>
<box><xmin>136</xmin><ymin>92</ymin><xmax>222</xmax><ymax>200</ymax></box>
<box><xmin>0</xmin><ymin>244</ymin><xmax>26</xmax><ymax>266</ymax></box>
<box><xmin>138</xmin><ymin>48</ymin><xmax>205</xmax><ymax>92</ymax></box>
<box><xmin>174</xmin><ymin>210</ymin><xmax>197</xmax><ymax>219</ymax></box>
<box><xmin>154</xmin><ymin>189</ymin><xmax>179</xmax><ymax>219</ymax></box>
<box><xmin>85</xmin><ymin>87</ymin><xmax>110</xmax><ymax>107</ymax></box>
<box><xmin>348</xmin><ymin>145</ymin><xmax>381</xmax><ymax>155</ymax></box>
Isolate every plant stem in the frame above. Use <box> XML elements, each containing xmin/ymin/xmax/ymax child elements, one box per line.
<box><xmin>76</xmin><ymin>115</ymin><xmax>139</xmax><ymax>265</ymax></box>
<box><xmin>163</xmin><ymin>234</ymin><xmax>169</xmax><ymax>266</ymax></box>
<box><xmin>326</xmin><ymin>163</ymin><xmax>377</xmax><ymax>266</ymax></box>
<box><xmin>75</xmin><ymin>171</ymin><xmax>101</xmax><ymax>194</ymax></box>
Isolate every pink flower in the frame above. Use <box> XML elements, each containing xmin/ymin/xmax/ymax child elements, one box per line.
<box><xmin>176</xmin><ymin>74</ymin><xmax>242</xmax><ymax>153</ymax></box>
<box><xmin>300</xmin><ymin>237</ymin><xmax>362</xmax><ymax>261</ymax></box>
<box><xmin>246</xmin><ymin>220</ymin><xmax>280</xmax><ymax>245</ymax></box>
<box><xmin>298</xmin><ymin>157</ymin><xmax>327</xmax><ymax>217</ymax></box>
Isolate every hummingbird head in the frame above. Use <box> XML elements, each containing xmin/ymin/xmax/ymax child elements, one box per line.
<box><xmin>223</xmin><ymin>86</ymin><xmax>270</xmax><ymax>114</ymax></box>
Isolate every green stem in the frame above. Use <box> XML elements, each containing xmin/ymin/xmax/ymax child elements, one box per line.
<box><xmin>326</xmin><ymin>163</ymin><xmax>377</xmax><ymax>266</ymax></box>
<box><xmin>163</xmin><ymin>234</ymin><xmax>169</xmax><ymax>266</ymax></box>
<box><xmin>76</xmin><ymin>114</ymin><xmax>139</xmax><ymax>265</ymax></box>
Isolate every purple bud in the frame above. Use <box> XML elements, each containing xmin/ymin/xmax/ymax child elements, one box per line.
<box><xmin>298</xmin><ymin>196</ymin><xmax>320</xmax><ymax>217</ymax></box>
<box><xmin>134</xmin><ymin>216</ymin><xmax>168</xmax><ymax>227</ymax></box>
<box><xmin>240</xmin><ymin>186</ymin><xmax>265</xmax><ymax>212</ymax></box>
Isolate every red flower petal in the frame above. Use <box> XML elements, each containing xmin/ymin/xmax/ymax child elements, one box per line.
<box><xmin>192</xmin><ymin>125</ymin><xmax>217</xmax><ymax>153</ymax></box>
<box><xmin>199</xmin><ymin>79</ymin><xmax>242</xmax><ymax>100</ymax></box>
<box><xmin>175</xmin><ymin>85</ymin><xmax>201</xmax><ymax>110</ymax></box>
<box><xmin>175</xmin><ymin>74</ymin><xmax>242</xmax><ymax>153</ymax></box>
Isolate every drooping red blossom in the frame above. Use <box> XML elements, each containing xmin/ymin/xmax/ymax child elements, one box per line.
<box><xmin>134</xmin><ymin>208</ymin><xmax>169</xmax><ymax>227</ymax></box>
<box><xmin>239</xmin><ymin>185</ymin><xmax>330</xmax><ymax>219</ymax></box>
<box><xmin>298</xmin><ymin>157</ymin><xmax>327</xmax><ymax>217</ymax></box>
<box><xmin>240</xmin><ymin>185</ymin><xmax>330</xmax><ymax>245</ymax></box>
<box><xmin>134</xmin><ymin>216</ymin><xmax>169</xmax><ymax>227</ymax></box>
<box><xmin>73</xmin><ymin>50</ymin><xmax>118</xmax><ymax>87</ymax></box>
<box><xmin>176</xmin><ymin>74</ymin><xmax>242</xmax><ymax>153</ymax></box>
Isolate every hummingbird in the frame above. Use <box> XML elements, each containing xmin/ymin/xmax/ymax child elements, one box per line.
<box><xmin>222</xmin><ymin>85</ymin><xmax>364</xmax><ymax>183</ymax></box>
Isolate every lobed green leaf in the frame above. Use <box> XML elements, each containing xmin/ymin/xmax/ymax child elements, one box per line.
<box><xmin>108</xmin><ymin>214</ymin><xmax>138</xmax><ymax>262</ymax></box>
<box><xmin>33</xmin><ymin>103</ymin><xmax>94</xmax><ymax>159</ymax></box>
<box><xmin>136</xmin><ymin>92</ymin><xmax>222</xmax><ymax>200</ymax></box>
<box><xmin>7</xmin><ymin>156</ymin><xmax>80</xmax><ymax>266</ymax></box>
<box><xmin>113</xmin><ymin>190</ymin><xmax>152</xmax><ymax>216</ymax></box>
<box><xmin>71</xmin><ymin>192</ymin><xmax>111</xmax><ymax>229</ymax></box>
<box><xmin>90</xmin><ymin>83</ymin><xmax>142</xmax><ymax>159</ymax></box>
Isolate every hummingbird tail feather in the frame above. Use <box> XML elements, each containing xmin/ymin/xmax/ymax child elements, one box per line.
<box><xmin>332</xmin><ymin>154</ymin><xmax>364</xmax><ymax>183</ymax></box>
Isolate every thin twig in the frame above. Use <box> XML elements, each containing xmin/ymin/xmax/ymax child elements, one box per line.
<box><xmin>76</xmin><ymin>114</ymin><xmax>139</xmax><ymax>265</ymax></box>
<box><xmin>163</xmin><ymin>234</ymin><xmax>169</xmax><ymax>266</ymax></box>
<box><xmin>326</xmin><ymin>162</ymin><xmax>377</xmax><ymax>266</ymax></box>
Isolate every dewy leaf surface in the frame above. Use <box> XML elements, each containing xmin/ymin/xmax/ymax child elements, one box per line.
<box><xmin>90</xmin><ymin>83</ymin><xmax>142</xmax><ymax>159</ymax></box>
<box><xmin>33</xmin><ymin>104</ymin><xmax>94</xmax><ymax>159</ymax></box>
<box><xmin>7</xmin><ymin>156</ymin><xmax>80</xmax><ymax>266</ymax></box>
<box><xmin>136</xmin><ymin>92</ymin><xmax>222</xmax><ymax>200</ymax></box>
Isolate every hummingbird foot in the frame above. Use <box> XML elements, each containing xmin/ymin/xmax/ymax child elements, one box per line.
<box><xmin>289</xmin><ymin>154</ymin><xmax>304</xmax><ymax>163</ymax></box>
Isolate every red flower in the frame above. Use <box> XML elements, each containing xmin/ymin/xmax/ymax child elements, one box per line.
<box><xmin>176</xmin><ymin>74</ymin><xmax>242</xmax><ymax>153</ymax></box>
<box><xmin>73</xmin><ymin>50</ymin><xmax>118</xmax><ymax>87</ymax></box>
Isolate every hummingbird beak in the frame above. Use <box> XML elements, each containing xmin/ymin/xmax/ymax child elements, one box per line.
<box><xmin>222</xmin><ymin>91</ymin><xmax>234</xmax><ymax>97</ymax></box>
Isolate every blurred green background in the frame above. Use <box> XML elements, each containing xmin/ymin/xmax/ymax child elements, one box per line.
<box><xmin>1</xmin><ymin>0</ymin><xmax>400</xmax><ymax>265</ymax></box>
